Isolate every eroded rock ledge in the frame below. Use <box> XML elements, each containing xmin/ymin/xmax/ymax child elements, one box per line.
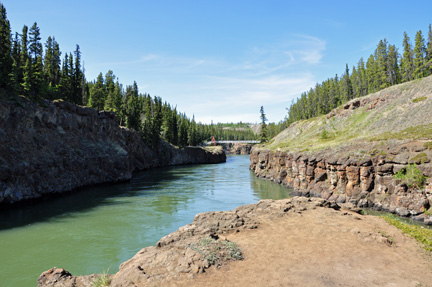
<box><xmin>250</xmin><ymin>143</ymin><xmax>432</xmax><ymax>223</ymax></box>
<box><xmin>37</xmin><ymin>197</ymin><xmax>341</xmax><ymax>287</ymax></box>
<box><xmin>0</xmin><ymin>98</ymin><xmax>226</xmax><ymax>204</ymax></box>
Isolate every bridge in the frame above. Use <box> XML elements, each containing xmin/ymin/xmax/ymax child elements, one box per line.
<box><xmin>203</xmin><ymin>140</ymin><xmax>260</xmax><ymax>146</ymax></box>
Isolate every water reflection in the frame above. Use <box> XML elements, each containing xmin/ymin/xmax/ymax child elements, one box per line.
<box><xmin>0</xmin><ymin>155</ymin><xmax>292</xmax><ymax>287</ymax></box>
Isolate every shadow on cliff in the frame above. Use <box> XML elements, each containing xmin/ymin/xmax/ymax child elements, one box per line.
<box><xmin>0</xmin><ymin>165</ymin><xmax>199</xmax><ymax>231</ymax></box>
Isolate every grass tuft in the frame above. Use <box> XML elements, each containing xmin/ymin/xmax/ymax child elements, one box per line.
<box><xmin>92</xmin><ymin>269</ymin><xmax>111</xmax><ymax>287</ymax></box>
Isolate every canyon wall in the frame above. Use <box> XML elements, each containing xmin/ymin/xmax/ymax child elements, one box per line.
<box><xmin>250</xmin><ymin>143</ymin><xmax>432</xmax><ymax>223</ymax></box>
<box><xmin>0</xmin><ymin>98</ymin><xmax>225</xmax><ymax>204</ymax></box>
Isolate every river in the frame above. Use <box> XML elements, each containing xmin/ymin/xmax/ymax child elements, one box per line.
<box><xmin>0</xmin><ymin>155</ymin><xmax>291</xmax><ymax>287</ymax></box>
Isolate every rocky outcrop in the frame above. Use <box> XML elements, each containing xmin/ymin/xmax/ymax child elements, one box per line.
<box><xmin>220</xmin><ymin>143</ymin><xmax>253</xmax><ymax>154</ymax></box>
<box><xmin>0</xmin><ymin>97</ymin><xmax>225</xmax><ymax>204</ymax></box>
<box><xmin>250</xmin><ymin>142</ymin><xmax>432</xmax><ymax>223</ymax></box>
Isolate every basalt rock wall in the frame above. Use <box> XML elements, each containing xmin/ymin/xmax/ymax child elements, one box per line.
<box><xmin>0</xmin><ymin>98</ymin><xmax>225</xmax><ymax>204</ymax></box>
<box><xmin>250</xmin><ymin>144</ymin><xmax>432</xmax><ymax>223</ymax></box>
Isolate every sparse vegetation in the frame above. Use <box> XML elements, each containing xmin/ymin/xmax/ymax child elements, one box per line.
<box><xmin>320</xmin><ymin>129</ymin><xmax>329</xmax><ymax>140</ymax></box>
<box><xmin>413</xmin><ymin>96</ymin><xmax>427</xmax><ymax>103</ymax></box>
<box><xmin>92</xmin><ymin>269</ymin><xmax>111</xmax><ymax>287</ymax></box>
<box><xmin>382</xmin><ymin>214</ymin><xmax>432</xmax><ymax>253</ymax></box>
<box><xmin>370</xmin><ymin>124</ymin><xmax>432</xmax><ymax>141</ymax></box>
<box><xmin>190</xmin><ymin>238</ymin><xmax>243</xmax><ymax>267</ymax></box>
<box><xmin>424</xmin><ymin>141</ymin><xmax>432</xmax><ymax>150</ymax></box>
<box><xmin>378</xmin><ymin>230</ymin><xmax>394</xmax><ymax>246</ymax></box>
<box><xmin>393</xmin><ymin>164</ymin><xmax>427</xmax><ymax>189</ymax></box>
<box><xmin>409</xmin><ymin>152</ymin><xmax>429</xmax><ymax>164</ymax></box>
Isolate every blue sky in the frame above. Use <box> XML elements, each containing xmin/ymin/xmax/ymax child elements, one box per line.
<box><xmin>3</xmin><ymin>0</ymin><xmax>432</xmax><ymax>123</ymax></box>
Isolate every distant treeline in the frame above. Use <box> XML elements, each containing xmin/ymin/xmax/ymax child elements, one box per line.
<box><xmin>287</xmin><ymin>25</ymin><xmax>432</xmax><ymax>124</ymax></box>
<box><xmin>0</xmin><ymin>2</ymin><xmax>262</xmax><ymax>146</ymax></box>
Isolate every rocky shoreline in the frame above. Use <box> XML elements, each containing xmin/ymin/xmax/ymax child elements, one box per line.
<box><xmin>0</xmin><ymin>97</ymin><xmax>226</xmax><ymax>205</ymax></box>
<box><xmin>250</xmin><ymin>142</ymin><xmax>432</xmax><ymax>224</ymax></box>
<box><xmin>37</xmin><ymin>196</ymin><xmax>432</xmax><ymax>287</ymax></box>
<box><xmin>36</xmin><ymin>197</ymin><xmax>341</xmax><ymax>286</ymax></box>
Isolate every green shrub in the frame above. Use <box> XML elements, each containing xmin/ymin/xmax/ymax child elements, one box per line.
<box><xmin>393</xmin><ymin>163</ymin><xmax>427</xmax><ymax>189</ymax></box>
<box><xmin>320</xmin><ymin>129</ymin><xmax>329</xmax><ymax>140</ymax></box>
<box><xmin>190</xmin><ymin>238</ymin><xmax>243</xmax><ymax>266</ymax></box>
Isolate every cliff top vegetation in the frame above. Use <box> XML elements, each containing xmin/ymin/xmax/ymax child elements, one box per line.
<box><xmin>261</xmin><ymin>75</ymin><xmax>432</xmax><ymax>153</ymax></box>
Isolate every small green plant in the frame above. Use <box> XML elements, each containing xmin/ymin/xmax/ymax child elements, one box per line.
<box><xmin>190</xmin><ymin>238</ymin><xmax>243</xmax><ymax>266</ymax></box>
<box><xmin>382</xmin><ymin>214</ymin><xmax>432</xmax><ymax>253</ymax></box>
<box><xmin>412</xmin><ymin>96</ymin><xmax>427</xmax><ymax>103</ymax></box>
<box><xmin>321</xmin><ymin>129</ymin><xmax>329</xmax><ymax>140</ymax></box>
<box><xmin>393</xmin><ymin>164</ymin><xmax>427</xmax><ymax>189</ymax></box>
<box><xmin>92</xmin><ymin>269</ymin><xmax>111</xmax><ymax>287</ymax></box>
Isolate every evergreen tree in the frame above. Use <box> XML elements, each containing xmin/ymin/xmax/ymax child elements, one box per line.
<box><xmin>88</xmin><ymin>72</ymin><xmax>105</xmax><ymax>111</ymax></box>
<box><xmin>188</xmin><ymin>115</ymin><xmax>198</xmax><ymax>146</ymax></box>
<box><xmin>366</xmin><ymin>54</ymin><xmax>377</xmax><ymax>93</ymax></box>
<box><xmin>10</xmin><ymin>32</ymin><xmax>21</xmax><ymax>94</ymax></box>
<box><xmin>0</xmin><ymin>3</ymin><xmax>12</xmax><ymax>95</ymax></box>
<box><xmin>71</xmin><ymin>44</ymin><xmax>83</xmax><ymax>104</ymax></box>
<box><xmin>401</xmin><ymin>31</ymin><xmax>414</xmax><ymax>82</ymax></box>
<box><xmin>178</xmin><ymin>116</ymin><xmax>189</xmax><ymax>147</ymax></box>
<box><xmin>259</xmin><ymin>106</ymin><xmax>268</xmax><ymax>143</ymax></box>
<box><xmin>375</xmin><ymin>39</ymin><xmax>389</xmax><ymax>89</ymax></box>
<box><xmin>413</xmin><ymin>30</ymin><xmax>426</xmax><ymax>79</ymax></box>
<box><xmin>386</xmin><ymin>44</ymin><xmax>400</xmax><ymax>85</ymax></box>
<box><xmin>19</xmin><ymin>25</ymin><xmax>29</xmax><ymax>96</ymax></box>
<box><xmin>426</xmin><ymin>24</ymin><xmax>432</xmax><ymax>76</ymax></box>
<box><xmin>29</xmin><ymin>22</ymin><xmax>43</xmax><ymax>98</ymax></box>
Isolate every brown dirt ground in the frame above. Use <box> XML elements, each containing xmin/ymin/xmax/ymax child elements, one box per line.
<box><xmin>170</xmin><ymin>208</ymin><xmax>432</xmax><ymax>287</ymax></box>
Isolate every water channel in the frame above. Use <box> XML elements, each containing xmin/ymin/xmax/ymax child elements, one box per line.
<box><xmin>0</xmin><ymin>155</ymin><xmax>291</xmax><ymax>287</ymax></box>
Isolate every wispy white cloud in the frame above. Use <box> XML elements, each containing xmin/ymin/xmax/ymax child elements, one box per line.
<box><xmin>90</xmin><ymin>34</ymin><xmax>326</xmax><ymax>123</ymax></box>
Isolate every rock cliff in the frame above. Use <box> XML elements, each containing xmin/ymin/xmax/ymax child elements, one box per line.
<box><xmin>220</xmin><ymin>142</ymin><xmax>253</xmax><ymax>154</ymax></box>
<box><xmin>0</xmin><ymin>97</ymin><xmax>225</xmax><ymax>204</ymax></box>
<box><xmin>250</xmin><ymin>76</ymin><xmax>432</xmax><ymax>223</ymax></box>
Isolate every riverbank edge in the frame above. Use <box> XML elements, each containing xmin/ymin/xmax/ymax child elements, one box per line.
<box><xmin>35</xmin><ymin>197</ymin><xmax>342</xmax><ymax>286</ymax></box>
<box><xmin>0</xmin><ymin>97</ymin><xmax>226</xmax><ymax>205</ymax></box>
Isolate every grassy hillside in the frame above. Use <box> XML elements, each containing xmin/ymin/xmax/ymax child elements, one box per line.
<box><xmin>263</xmin><ymin>76</ymin><xmax>432</xmax><ymax>153</ymax></box>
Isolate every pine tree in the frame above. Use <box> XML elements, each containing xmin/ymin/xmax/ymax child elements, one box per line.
<box><xmin>413</xmin><ymin>30</ymin><xmax>426</xmax><ymax>79</ymax></box>
<box><xmin>29</xmin><ymin>22</ymin><xmax>43</xmax><ymax>98</ymax></box>
<box><xmin>10</xmin><ymin>32</ymin><xmax>21</xmax><ymax>94</ymax></box>
<box><xmin>401</xmin><ymin>31</ymin><xmax>414</xmax><ymax>82</ymax></box>
<box><xmin>71</xmin><ymin>44</ymin><xmax>83</xmax><ymax>104</ymax></box>
<box><xmin>426</xmin><ymin>24</ymin><xmax>432</xmax><ymax>76</ymax></box>
<box><xmin>188</xmin><ymin>115</ymin><xmax>198</xmax><ymax>146</ymax></box>
<box><xmin>375</xmin><ymin>39</ymin><xmax>389</xmax><ymax>89</ymax></box>
<box><xmin>0</xmin><ymin>3</ymin><xmax>12</xmax><ymax>95</ymax></box>
<box><xmin>178</xmin><ymin>116</ymin><xmax>189</xmax><ymax>147</ymax></box>
<box><xmin>88</xmin><ymin>72</ymin><xmax>106</xmax><ymax>111</ymax></box>
<box><xmin>387</xmin><ymin>44</ymin><xmax>400</xmax><ymax>85</ymax></box>
<box><xmin>366</xmin><ymin>54</ymin><xmax>377</xmax><ymax>92</ymax></box>
<box><xmin>259</xmin><ymin>106</ymin><xmax>268</xmax><ymax>143</ymax></box>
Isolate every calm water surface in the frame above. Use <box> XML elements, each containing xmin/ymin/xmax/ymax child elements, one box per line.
<box><xmin>0</xmin><ymin>155</ymin><xmax>291</xmax><ymax>286</ymax></box>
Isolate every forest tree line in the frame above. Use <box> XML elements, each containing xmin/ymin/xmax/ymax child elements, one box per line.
<box><xmin>0</xmin><ymin>2</ymin><xmax>260</xmax><ymax>147</ymax></box>
<box><xmin>287</xmin><ymin>25</ymin><xmax>432</xmax><ymax>124</ymax></box>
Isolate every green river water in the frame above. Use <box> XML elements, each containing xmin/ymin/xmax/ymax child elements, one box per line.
<box><xmin>0</xmin><ymin>155</ymin><xmax>291</xmax><ymax>287</ymax></box>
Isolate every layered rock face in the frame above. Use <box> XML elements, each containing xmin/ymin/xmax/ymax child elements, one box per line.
<box><xmin>0</xmin><ymin>98</ymin><xmax>225</xmax><ymax>204</ymax></box>
<box><xmin>250</xmin><ymin>142</ymin><xmax>432</xmax><ymax>223</ymax></box>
